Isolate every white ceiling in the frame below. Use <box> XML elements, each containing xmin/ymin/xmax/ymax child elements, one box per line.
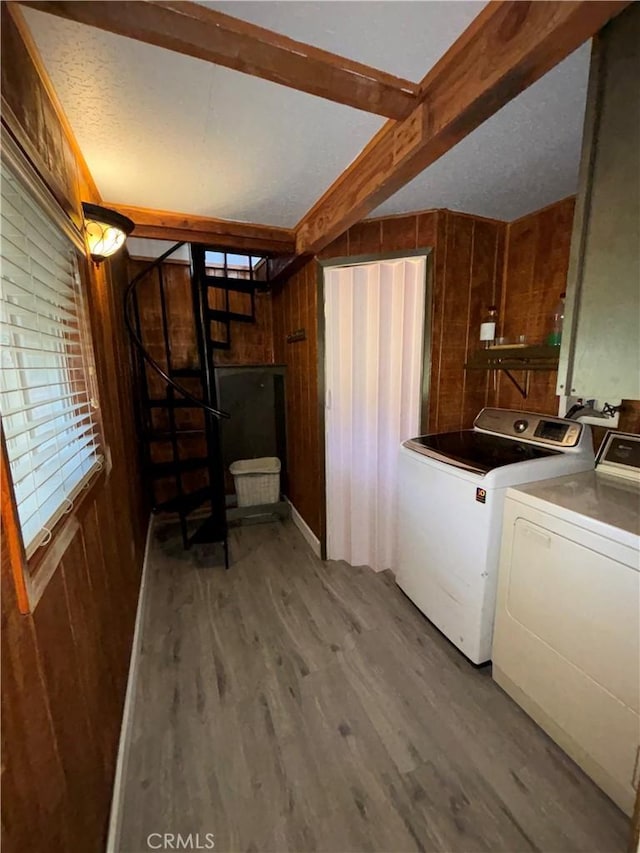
<box><xmin>23</xmin><ymin>2</ymin><xmax>589</xmax><ymax>229</ymax></box>
<box><xmin>374</xmin><ymin>43</ymin><xmax>590</xmax><ymax>221</ymax></box>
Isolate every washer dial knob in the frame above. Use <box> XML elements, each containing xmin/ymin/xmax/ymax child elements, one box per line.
<box><xmin>513</xmin><ymin>419</ymin><xmax>529</xmax><ymax>434</ymax></box>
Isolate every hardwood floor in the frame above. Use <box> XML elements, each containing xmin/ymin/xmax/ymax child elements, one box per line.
<box><xmin>117</xmin><ymin>520</ymin><xmax>628</xmax><ymax>853</ymax></box>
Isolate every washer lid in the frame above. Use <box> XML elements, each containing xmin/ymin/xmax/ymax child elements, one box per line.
<box><xmin>404</xmin><ymin>430</ymin><xmax>560</xmax><ymax>474</ymax></box>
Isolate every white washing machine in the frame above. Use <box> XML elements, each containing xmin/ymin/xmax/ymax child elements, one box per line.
<box><xmin>493</xmin><ymin>431</ymin><xmax>640</xmax><ymax>816</ymax></box>
<box><xmin>395</xmin><ymin>408</ymin><xmax>594</xmax><ymax>664</ymax></box>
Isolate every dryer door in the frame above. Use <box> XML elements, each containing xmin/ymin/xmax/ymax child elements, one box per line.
<box><xmin>493</xmin><ymin>500</ymin><xmax>640</xmax><ymax>815</ymax></box>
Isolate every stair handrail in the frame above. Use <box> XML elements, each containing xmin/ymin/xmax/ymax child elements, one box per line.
<box><xmin>124</xmin><ymin>241</ymin><xmax>230</xmax><ymax>419</ymax></box>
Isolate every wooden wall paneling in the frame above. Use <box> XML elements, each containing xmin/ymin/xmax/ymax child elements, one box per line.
<box><xmin>305</xmin><ymin>262</ymin><xmax>321</xmax><ymax>536</ymax></box>
<box><xmin>428</xmin><ymin>210</ymin><xmax>449</xmax><ymax>432</ymax></box>
<box><xmin>0</xmin><ymin>537</ymin><xmax>67</xmax><ymax>853</ymax></box>
<box><xmin>272</xmin><ymin>259</ymin><xmax>321</xmax><ymax>535</ymax></box>
<box><xmin>106</xmin><ymin>254</ymin><xmax>149</xmax><ymax>555</ymax></box>
<box><xmin>94</xmin><ymin>483</ymin><xmax>138</xmax><ymax>633</ymax></box>
<box><xmin>501</xmin><ymin>219</ymin><xmax>537</xmax><ymax>340</ymax></box>
<box><xmin>129</xmin><ymin>261</ymin><xmax>169</xmax><ymax>400</ymax></box>
<box><xmin>288</xmin><ymin>267</ymin><xmax>301</xmax><ymax>520</ymax></box>
<box><xmin>160</xmin><ymin>260</ymin><xmax>198</xmax><ymax>370</ymax></box>
<box><xmin>1</xmin><ymin>431</ymin><xmax>30</xmax><ymax>613</ymax></box>
<box><xmin>380</xmin><ymin>214</ymin><xmax>418</xmax><ymax>251</ymax></box>
<box><xmin>80</xmin><ymin>500</ymin><xmax>129</xmax><ymax>691</ymax></box>
<box><xmin>486</xmin><ymin>221</ymin><xmax>507</xmax><ymax>410</ymax></box>
<box><xmin>417</xmin><ymin>210</ymin><xmax>438</xmax><ymax>250</ymax></box>
<box><xmin>462</xmin><ymin>218</ymin><xmax>504</xmax><ymax>426</ymax></box>
<box><xmin>36</xmin><ymin>579</ymin><xmax>94</xmax><ymax>833</ymax></box>
<box><xmin>348</xmin><ymin>219</ymin><xmax>383</xmax><ymax>257</ymax></box>
<box><xmin>306</xmin><ymin>263</ymin><xmax>321</xmax><ymax>535</ymax></box>
<box><xmin>31</xmin><ymin>567</ymin><xmax>106</xmax><ymax>850</ymax></box>
<box><xmin>213</xmin><ymin>291</ymin><xmax>275</xmax><ymax>366</ymax></box>
<box><xmin>436</xmin><ymin>213</ymin><xmax>474</xmax><ymax>432</ymax></box>
<box><xmin>86</xmin><ymin>260</ymin><xmax>147</xmax><ymax>569</ymax></box>
<box><xmin>496</xmin><ymin>197</ymin><xmax>576</xmax><ymax>415</ymax></box>
<box><xmin>59</xmin><ymin>528</ymin><xmax>119</xmax><ymax>783</ymax></box>
<box><xmin>298</xmin><ymin>268</ymin><xmax>308</xmax><ymax>521</ymax></box>
<box><xmin>1</xmin><ymin>11</ymin><xmax>148</xmax><ymax>853</ymax></box>
<box><xmin>294</xmin><ymin>269</ymin><xmax>305</xmax><ymax>520</ymax></box>
<box><xmin>317</xmin><ymin>229</ymin><xmax>349</xmax><ymax>261</ymax></box>
<box><xmin>276</xmin><ymin>276</ymin><xmax>291</xmax><ymax>497</ymax></box>
<box><xmin>310</xmin><ymin>265</ymin><xmax>323</xmax><ymax>539</ymax></box>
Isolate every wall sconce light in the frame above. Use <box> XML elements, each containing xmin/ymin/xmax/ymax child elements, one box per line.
<box><xmin>82</xmin><ymin>202</ymin><xmax>134</xmax><ymax>264</ymax></box>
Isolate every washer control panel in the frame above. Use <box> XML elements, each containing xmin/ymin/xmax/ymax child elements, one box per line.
<box><xmin>474</xmin><ymin>408</ymin><xmax>583</xmax><ymax>448</ymax></box>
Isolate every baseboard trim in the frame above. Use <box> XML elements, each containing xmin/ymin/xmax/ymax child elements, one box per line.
<box><xmin>106</xmin><ymin>514</ymin><xmax>154</xmax><ymax>853</ymax></box>
<box><xmin>286</xmin><ymin>498</ymin><xmax>322</xmax><ymax>558</ymax></box>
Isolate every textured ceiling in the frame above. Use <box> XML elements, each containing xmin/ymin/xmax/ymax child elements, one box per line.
<box><xmin>202</xmin><ymin>1</ymin><xmax>487</xmax><ymax>82</ymax></box>
<box><xmin>23</xmin><ymin>2</ymin><xmax>588</xmax><ymax>228</ymax></box>
<box><xmin>373</xmin><ymin>43</ymin><xmax>590</xmax><ymax>221</ymax></box>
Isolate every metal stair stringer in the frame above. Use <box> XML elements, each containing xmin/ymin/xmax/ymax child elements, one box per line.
<box><xmin>123</xmin><ymin>241</ymin><xmax>231</xmax><ymax>567</ymax></box>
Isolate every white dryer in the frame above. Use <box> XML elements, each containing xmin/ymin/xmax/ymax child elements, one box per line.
<box><xmin>492</xmin><ymin>431</ymin><xmax>640</xmax><ymax>815</ymax></box>
<box><xmin>395</xmin><ymin>408</ymin><xmax>594</xmax><ymax>664</ymax></box>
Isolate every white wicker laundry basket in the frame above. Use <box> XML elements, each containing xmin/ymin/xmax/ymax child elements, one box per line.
<box><xmin>229</xmin><ymin>457</ymin><xmax>281</xmax><ymax>507</ymax></box>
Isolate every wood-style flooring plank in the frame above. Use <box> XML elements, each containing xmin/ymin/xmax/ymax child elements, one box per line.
<box><xmin>117</xmin><ymin>520</ymin><xmax>628</xmax><ymax>853</ymax></box>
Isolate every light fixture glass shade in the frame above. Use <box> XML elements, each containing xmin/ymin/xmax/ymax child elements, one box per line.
<box><xmin>81</xmin><ymin>203</ymin><xmax>134</xmax><ymax>263</ymax></box>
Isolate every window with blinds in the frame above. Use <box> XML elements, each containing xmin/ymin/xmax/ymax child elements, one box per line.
<box><xmin>1</xmin><ymin>161</ymin><xmax>103</xmax><ymax>558</ymax></box>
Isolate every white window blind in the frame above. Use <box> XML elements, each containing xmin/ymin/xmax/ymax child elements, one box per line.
<box><xmin>0</xmin><ymin>161</ymin><xmax>103</xmax><ymax>558</ymax></box>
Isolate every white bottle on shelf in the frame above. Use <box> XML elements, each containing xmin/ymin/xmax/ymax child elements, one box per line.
<box><xmin>480</xmin><ymin>305</ymin><xmax>498</xmax><ymax>349</ymax></box>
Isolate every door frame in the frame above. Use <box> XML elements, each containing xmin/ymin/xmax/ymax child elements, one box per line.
<box><xmin>316</xmin><ymin>248</ymin><xmax>434</xmax><ymax>559</ymax></box>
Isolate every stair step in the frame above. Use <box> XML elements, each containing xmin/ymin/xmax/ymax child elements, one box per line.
<box><xmin>208</xmin><ymin>308</ymin><xmax>254</xmax><ymax>324</ymax></box>
<box><xmin>146</xmin><ymin>397</ymin><xmax>203</xmax><ymax>408</ymax></box>
<box><xmin>205</xmin><ymin>275</ymin><xmax>256</xmax><ymax>295</ymax></box>
<box><xmin>146</xmin><ymin>429</ymin><xmax>206</xmax><ymax>441</ymax></box>
<box><xmin>149</xmin><ymin>457</ymin><xmax>209</xmax><ymax>477</ymax></box>
<box><xmin>155</xmin><ymin>486</ymin><xmax>212</xmax><ymax>516</ymax></box>
<box><xmin>189</xmin><ymin>513</ymin><xmax>228</xmax><ymax>546</ymax></box>
<box><xmin>170</xmin><ymin>367</ymin><xmax>202</xmax><ymax>378</ymax></box>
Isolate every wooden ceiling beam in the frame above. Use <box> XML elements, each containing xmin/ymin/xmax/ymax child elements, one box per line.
<box><xmin>296</xmin><ymin>0</ymin><xmax>630</xmax><ymax>256</ymax></box>
<box><xmin>18</xmin><ymin>0</ymin><xmax>418</xmax><ymax>119</ymax></box>
<box><xmin>110</xmin><ymin>203</ymin><xmax>296</xmax><ymax>254</ymax></box>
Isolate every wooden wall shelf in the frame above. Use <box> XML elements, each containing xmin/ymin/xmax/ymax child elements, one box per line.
<box><xmin>465</xmin><ymin>344</ymin><xmax>560</xmax><ymax>372</ymax></box>
<box><xmin>465</xmin><ymin>345</ymin><xmax>560</xmax><ymax>399</ymax></box>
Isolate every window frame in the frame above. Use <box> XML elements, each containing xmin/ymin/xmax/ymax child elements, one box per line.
<box><xmin>1</xmin><ymin>131</ymin><xmax>108</xmax><ymax>613</ymax></box>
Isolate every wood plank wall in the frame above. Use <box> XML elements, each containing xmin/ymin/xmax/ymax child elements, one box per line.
<box><xmin>494</xmin><ymin>196</ymin><xmax>575</xmax><ymax>413</ymax></box>
<box><xmin>129</xmin><ymin>259</ymin><xmax>275</xmax><ymax>372</ymax></box>
<box><xmin>429</xmin><ymin>212</ymin><xmax>506</xmax><ymax>432</ymax></box>
<box><xmin>272</xmin><ymin>209</ymin><xmax>506</xmax><ymax>537</ymax></box>
<box><xmin>272</xmin><ymin>260</ymin><xmax>321</xmax><ymax>537</ymax></box>
<box><xmin>1</xmin><ymin>7</ymin><xmax>148</xmax><ymax>852</ymax></box>
<box><xmin>493</xmin><ymin>196</ymin><xmax>640</xmax><ymax>442</ymax></box>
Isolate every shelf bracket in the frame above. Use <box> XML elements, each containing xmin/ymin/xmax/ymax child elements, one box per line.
<box><xmin>501</xmin><ymin>368</ymin><xmax>529</xmax><ymax>399</ymax></box>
